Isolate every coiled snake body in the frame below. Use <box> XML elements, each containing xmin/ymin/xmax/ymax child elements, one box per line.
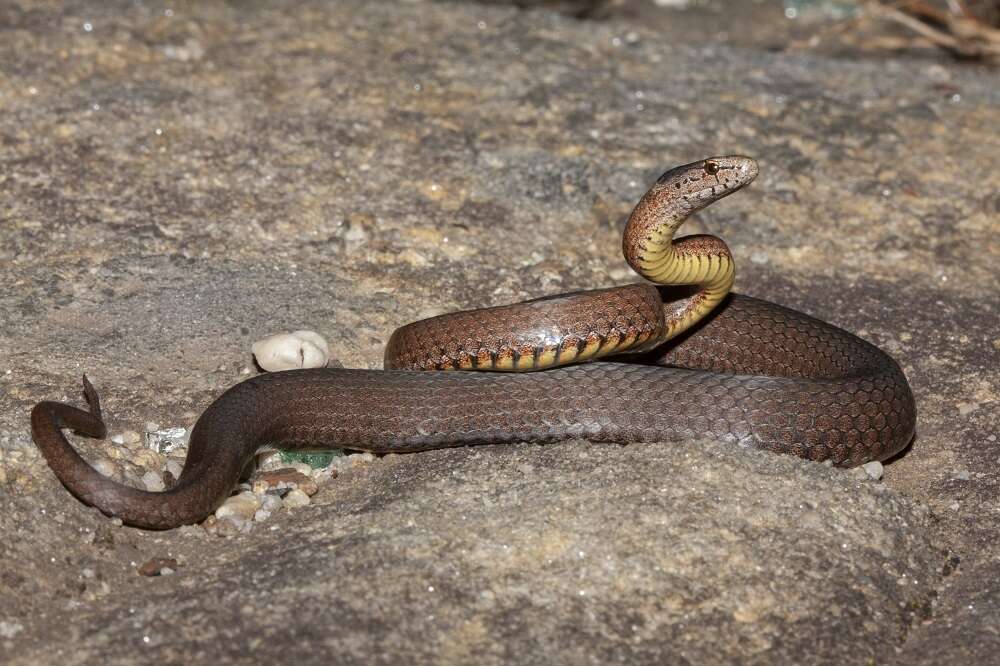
<box><xmin>31</xmin><ymin>157</ymin><xmax>916</xmax><ymax>529</ymax></box>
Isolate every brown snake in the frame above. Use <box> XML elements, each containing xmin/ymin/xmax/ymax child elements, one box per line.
<box><xmin>31</xmin><ymin>156</ymin><xmax>916</xmax><ymax>530</ymax></box>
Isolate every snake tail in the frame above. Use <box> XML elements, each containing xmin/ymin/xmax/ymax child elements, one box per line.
<box><xmin>30</xmin><ymin>376</ymin><xmax>250</xmax><ymax>528</ymax></box>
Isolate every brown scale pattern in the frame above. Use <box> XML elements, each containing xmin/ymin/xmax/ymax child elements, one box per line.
<box><xmin>384</xmin><ymin>284</ymin><xmax>666</xmax><ymax>371</ymax></box>
<box><xmin>30</xmin><ymin>295</ymin><xmax>914</xmax><ymax>529</ymax></box>
<box><xmin>259</xmin><ymin>294</ymin><xmax>913</xmax><ymax>469</ymax></box>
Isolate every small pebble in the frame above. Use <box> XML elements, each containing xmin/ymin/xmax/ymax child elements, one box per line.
<box><xmin>92</xmin><ymin>458</ymin><xmax>119</xmax><ymax>479</ymax></box>
<box><xmin>862</xmin><ymin>461</ymin><xmax>884</xmax><ymax>480</ymax></box>
<box><xmin>123</xmin><ymin>469</ymin><xmax>146</xmax><ymax>489</ymax></box>
<box><xmin>351</xmin><ymin>452</ymin><xmax>376</xmax><ymax>467</ymax></box>
<box><xmin>165</xmin><ymin>459</ymin><xmax>184</xmax><ymax>479</ymax></box>
<box><xmin>138</xmin><ymin>557</ymin><xmax>178</xmax><ymax>576</ymax></box>
<box><xmin>215</xmin><ymin>491</ymin><xmax>262</xmax><ymax>521</ymax></box>
<box><xmin>955</xmin><ymin>469</ymin><xmax>971</xmax><ymax>481</ymax></box>
<box><xmin>215</xmin><ymin>515</ymin><xmax>253</xmax><ymax>535</ymax></box>
<box><xmin>0</xmin><ymin>621</ymin><xmax>24</xmax><ymax>639</ymax></box>
<box><xmin>313</xmin><ymin>468</ymin><xmax>339</xmax><ymax>485</ymax></box>
<box><xmin>132</xmin><ymin>449</ymin><xmax>165</xmax><ymax>469</ymax></box>
<box><xmin>288</xmin><ymin>461</ymin><xmax>315</xmax><ymax>476</ymax></box>
<box><xmin>327</xmin><ymin>454</ymin><xmax>360</xmax><ymax>474</ymax></box>
<box><xmin>121</xmin><ymin>430</ymin><xmax>142</xmax><ymax>445</ymax></box>
<box><xmin>283</xmin><ymin>489</ymin><xmax>312</xmax><ymax>508</ymax></box>
<box><xmin>399</xmin><ymin>248</ymin><xmax>430</xmax><ymax>267</ymax></box>
<box><xmin>260</xmin><ymin>493</ymin><xmax>283</xmax><ymax>513</ymax></box>
<box><xmin>252</xmin><ymin>330</ymin><xmax>330</xmax><ymax>371</ymax></box>
<box><xmin>141</xmin><ymin>471</ymin><xmax>165</xmax><ymax>492</ymax></box>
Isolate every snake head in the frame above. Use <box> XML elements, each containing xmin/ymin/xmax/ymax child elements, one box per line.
<box><xmin>653</xmin><ymin>155</ymin><xmax>758</xmax><ymax>214</ymax></box>
<box><xmin>622</xmin><ymin>155</ymin><xmax>759</xmax><ymax>284</ymax></box>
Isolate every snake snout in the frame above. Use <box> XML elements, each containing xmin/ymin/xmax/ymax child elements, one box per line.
<box><xmin>702</xmin><ymin>155</ymin><xmax>758</xmax><ymax>189</ymax></box>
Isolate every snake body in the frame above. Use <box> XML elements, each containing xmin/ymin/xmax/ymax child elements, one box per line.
<box><xmin>30</xmin><ymin>157</ymin><xmax>916</xmax><ymax>530</ymax></box>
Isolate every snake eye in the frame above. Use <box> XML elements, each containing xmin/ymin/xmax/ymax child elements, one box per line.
<box><xmin>704</xmin><ymin>161</ymin><xmax>719</xmax><ymax>175</ymax></box>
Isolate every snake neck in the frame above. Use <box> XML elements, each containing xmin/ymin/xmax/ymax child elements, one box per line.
<box><xmin>635</xmin><ymin>235</ymin><xmax>735</xmax><ymax>342</ymax></box>
<box><xmin>623</xmin><ymin>156</ymin><xmax>755</xmax><ymax>342</ymax></box>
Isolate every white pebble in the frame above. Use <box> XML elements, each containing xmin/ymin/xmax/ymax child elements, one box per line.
<box><xmin>283</xmin><ymin>489</ymin><xmax>312</xmax><ymax>508</ymax></box>
<box><xmin>260</xmin><ymin>494</ymin><xmax>283</xmax><ymax>513</ymax></box>
<box><xmin>313</xmin><ymin>469</ymin><xmax>336</xmax><ymax>485</ymax></box>
<box><xmin>253</xmin><ymin>495</ymin><xmax>283</xmax><ymax>523</ymax></box>
<box><xmin>165</xmin><ymin>459</ymin><xmax>184</xmax><ymax>479</ymax></box>
<box><xmin>862</xmin><ymin>461</ymin><xmax>884</xmax><ymax>480</ymax></box>
<box><xmin>92</xmin><ymin>458</ymin><xmax>119</xmax><ymax>479</ymax></box>
<box><xmin>123</xmin><ymin>469</ymin><xmax>146</xmax><ymax>489</ymax></box>
<box><xmin>215</xmin><ymin>491</ymin><xmax>262</xmax><ymax>521</ymax></box>
<box><xmin>121</xmin><ymin>430</ymin><xmax>142</xmax><ymax>445</ymax></box>
<box><xmin>252</xmin><ymin>330</ymin><xmax>329</xmax><ymax>371</ymax></box>
<box><xmin>141</xmin><ymin>471</ymin><xmax>165</xmax><ymax>492</ymax></box>
<box><xmin>352</xmin><ymin>452</ymin><xmax>376</xmax><ymax>466</ymax></box>
<box><xmin>0</xmin><ymin>621</ymin><xmax>24</xmax><ymax>639</ymax></box>
<box><xmin>217</xmin><ymin>515</ymin><xmax>252</xmax><ymax>534</ymax></box>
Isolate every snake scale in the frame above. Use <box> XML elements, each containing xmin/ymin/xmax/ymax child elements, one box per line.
<box><xmin>31</xmin><ymin>156</ymin><xmax>916</xmax><ymax>529</ymax></box>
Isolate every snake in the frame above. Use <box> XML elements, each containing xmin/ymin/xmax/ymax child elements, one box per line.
<box><xmin>30</xmin><ymin>156</ymin><xmax>916</xmax><ymax>530</ymax></box>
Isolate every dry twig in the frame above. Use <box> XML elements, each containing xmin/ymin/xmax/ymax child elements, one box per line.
<box><xmin>864</xmin><ymin>0</ymin><xmax>1000</xmax><ymax>59</ymax></box>
<box><xmin>788</xmin><ymin>0</ymin><xmax>1000</xmax><ymax>61</ymax></box>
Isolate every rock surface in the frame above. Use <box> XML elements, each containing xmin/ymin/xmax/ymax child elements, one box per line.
<box><xmin>0</xmin><ymin>442</ymin><xmax>942</xmax><ymax>664</ymax></box>
<box><xmin>0</xmin><ymin>0</ymin><xmax>997</xmax><ymax>664</ymax></box>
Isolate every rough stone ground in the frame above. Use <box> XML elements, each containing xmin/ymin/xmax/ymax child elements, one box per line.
<box><xmin>0</xmin><ymin>0</ymin><xmax>997</xmax><ymax>664</ymax></box>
